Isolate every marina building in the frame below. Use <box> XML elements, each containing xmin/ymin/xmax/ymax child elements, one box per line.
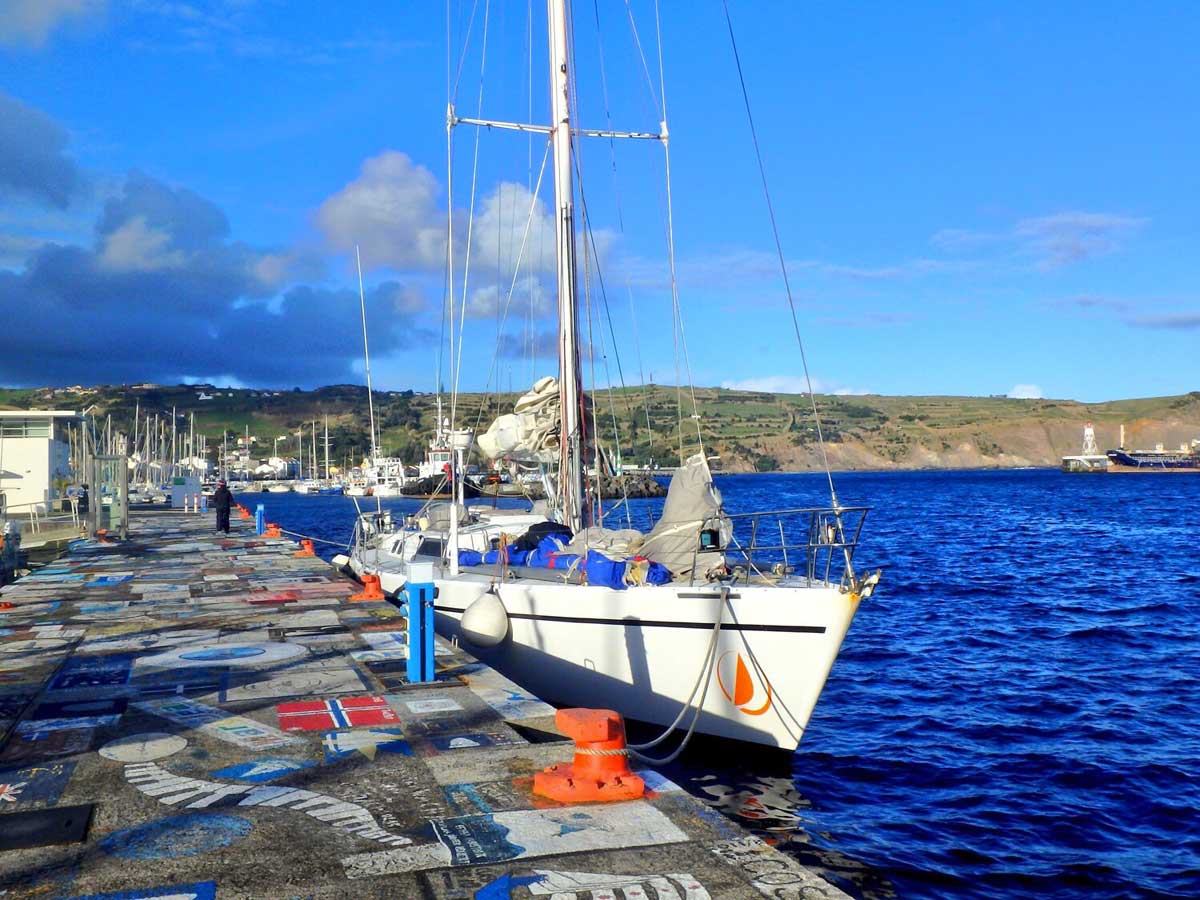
<box><xmin>0</xmin><ymin>410</ymin><xmax>79</xmax><ymax>514</ymax></box>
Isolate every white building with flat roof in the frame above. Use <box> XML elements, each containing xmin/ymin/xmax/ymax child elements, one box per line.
<box><xmin>0</xmin><ymin>410</ymin><xmax>78</xmax><ymax>514</ymax></box>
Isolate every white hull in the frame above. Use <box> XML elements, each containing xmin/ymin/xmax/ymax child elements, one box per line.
<box><xmin>369</xmin><ymin>483</ymin><xmax>407</xmax><ymax>498</ymax></box>
<box><xmin>351</xmin><ymin>554</ymin><xmax>858</xmax><ymax>750</ymax></box>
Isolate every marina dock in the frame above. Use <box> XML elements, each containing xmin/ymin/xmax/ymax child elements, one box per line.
<box><xmin>0</xmin><ymin>509</ymin><xmax>845</xmax><ymax>899</ymax></box>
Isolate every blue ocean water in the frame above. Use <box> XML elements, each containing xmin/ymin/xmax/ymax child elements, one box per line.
<box><xmin>252</xmin><ymin>470</ymin><xmax>1200</xmax><ymax>899</ymax></box>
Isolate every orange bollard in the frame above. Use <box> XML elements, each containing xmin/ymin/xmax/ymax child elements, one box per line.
<box><xmin>238</xmin><ymin>505</ymin><xmax>251</xmax><ymax>520</ymax></box>
<box><xmin>293</xmin><ymin>539</ymin><xmax>316</xmax><ymax>558</ymax></box>
<box><xmin>264</xmin><ymin>523</ymin><xmax>282</xmax><ymax>538</ymax></box>
<box><xmin>350</xmin><ymin>573</ymin><xmax>386</xmax><ymax>602</ymax></box>
<box><xmin>532</xmin><ymin>708</ymin><xmax>645</xmax><ymax>803</ymax></box>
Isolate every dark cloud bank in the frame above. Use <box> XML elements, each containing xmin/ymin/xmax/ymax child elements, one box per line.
<box><xmin>0</xmin><ymin>95</ymin><xmax>427</xmax><ymax>388</ymax></box>
<box><xmin>0</xmin><ymin>91</ymin><xmax>80</xmax><ymax>208</ymax></box>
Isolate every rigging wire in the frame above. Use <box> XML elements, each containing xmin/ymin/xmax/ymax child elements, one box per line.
<box><xmin>451</xmin><ymin>0</ymin><xmax>493</xmax><ymax>431</ymax></box>
<box><xmin>622</xmin><ymin>0</ymin><xmax>662</xmax><ymax>118</ymax></box>
<box><xmin>451</xmin><ymin>0</ymin><xmax>483</xmax><ymax>100</ymax></box>
<box><xmin>580</xmin><ymin>178</ymin><xmax>603</xmax><ymax>522</ymax></box>
<box><xmin>468</xmin><ymin>138</ymin><xmax>555</xmax><ymax>434</ymax></box>
<box><xmin>651</xmin><ymin>0</ymin><xmax>704</xmax><ymax>463</ymax></box>
<box><xmin>574</xmin><ymin>176</ymin><xmax>636</xmax><ymax>526</ymax></box>
<box><xmin>720</xmin><ymin>0</ymin><xmax>839</xmax><ymax>507</ymax></box>
<box><xmin>596</xmin><ymin>0</ymin><xmax>656</xmax><ymax>465</ymax></box>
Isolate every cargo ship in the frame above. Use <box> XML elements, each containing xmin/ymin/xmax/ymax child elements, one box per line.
<box><xmin>1107</xmin><ymin>424</ymin><xmax>1200</xmax><ymax>472</ymax></box>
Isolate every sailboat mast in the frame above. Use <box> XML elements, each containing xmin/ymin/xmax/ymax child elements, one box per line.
<box><xmin>547</xmin><ymin>0</ymin><xmax>585</xmax><ymax>532</ymax></box>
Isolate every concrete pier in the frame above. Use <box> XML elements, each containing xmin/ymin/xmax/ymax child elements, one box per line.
<box><xmin>0</xmin><ymin>509</ymin><xmax>846</xmax><ymax>899</ymax></box>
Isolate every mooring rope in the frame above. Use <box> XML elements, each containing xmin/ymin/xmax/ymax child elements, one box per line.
<box><xmin>628</xmin><ymin>587</ymin><xmax>727</xmax><ymax>765</ymax></box>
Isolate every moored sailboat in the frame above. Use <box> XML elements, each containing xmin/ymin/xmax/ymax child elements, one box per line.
<box><xmin>342</xmin><ymin>1</ymin><xmax>881</xmax><ymax>751</ymax></box>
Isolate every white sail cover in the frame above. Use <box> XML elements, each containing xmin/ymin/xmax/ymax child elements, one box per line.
<box><xmin>640</xmin><ymin>452</ymin><xmax>731</xmax><ymax>578</ymax></box>
<box><xmin>477</xmin><ymin>376</ymin><xmax>560</xmax><ymax>463</ymax></box>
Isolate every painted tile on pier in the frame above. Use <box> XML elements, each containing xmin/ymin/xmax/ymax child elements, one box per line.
<box><xmin>277</xmin><ymin>695</ymin><xmax>399</xmax><ymax>731</ymax></box>
<box><xmin>342</xmin><ymin>802</ymin><xmax>689</xmax><ymax>877</ymax></box>
<box><xmin>423</xmin><ymin>731</ymin><xmax>526</xmax><ymax>754</ymax></box>
<box><xmin>0</xmin><ymin>760</ymin><xmax>76</xmax><ymax>809</ymax></box>
<box><xmin>50</xmin><ymin>656</ymin><xmax>135</xmax><ymax>691</ymax></box>
<box><xmin>60</xmin><ymin>881</ymin><xmax>217</xmax><ymax>900</ymax></box>
<box><xmin>219</xmin><ymin>666</ymin><xmax>372</xmax><ymax>702</ymax></box>
<box><xmin>211</xmin><ymin>758</ymin><xmax>316</xmax><ymax>783</ymax></box>
<box><xmin>524</xmin><ymin>869</ymin><xmax>712</xmax><ymax>898</ymax></box>
<box><xmin>322</xmin><ymin>727</ymin><xmax>412</xmax><ymax>761</ymax></box>
<box><xmin>0</xmin><ymin>726</ymin><xmax>93</xmax><ymax>764</ymax></box>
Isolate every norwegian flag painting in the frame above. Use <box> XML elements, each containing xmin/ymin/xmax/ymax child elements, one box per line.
<box><xmin>276</xmin><ymin>695</ymin><xmax>400</xmax><ymax>732</ymax></box>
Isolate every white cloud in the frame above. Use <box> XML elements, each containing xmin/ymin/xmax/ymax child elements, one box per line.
<box><xmin>1128</xmin><ymin>312</ymin><xmax>1200</xmax><ymax>330</ymax></box>
<box><xmin>376</xmin><ymin>281</ymin><xmax>427</xmax><ymax>315</ymax></box>
<box><xmin>316</xmin><ymin>151</ymin><xmax>446</xmax><ymax>270</ymax></box>
<box><xmin>721</xmin><ymin>375</ymin><xmax>871</xmax><ymax>396</ymax></box>
<box><xmin>934</xmin><ymin>212</ymin><xmax>1147</xmax><ymax>271</ymax></box>
<box><xmin>1014</xmin><ymin>212</ymin><xmax>1146</xmax><ymax>270</ymax></box>
<box><xmin>177</xmin><ymin>374</ymin><xmax>250</xmax><ymax>389</ymax></box>
<box><xmin>465</xmin><ymin>276</ymin><xmax>553</xmax><ymax>321</ymax></box>
<box><xmin>316</xmin><ymin>150</ymin><xmax>566</xmax><ymax>283</ymax></box>
<box><xmin>0</xmin><ymin>0</ymin><xmax>104</xmax><ymax>47</ymax></box>
<box><xmin>1007</xmin><ymin>383</ymin><xmax>1043</xmax><ymax>399</ymax></box>
<box><xmin>469</xmin><ymin>181</ymin><xmax>555</xmax><ymax>276</ymax></box>
<box><xmin>99</xmin><ymin>215</ymin><xmax>187</xmax><ymax>271</ymax></box>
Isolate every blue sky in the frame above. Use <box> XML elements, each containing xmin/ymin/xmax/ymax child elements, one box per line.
<box><xmin>0</xmin><ymin>1</ymin><xmax>1197</xmax><ymax>401</ymax></box>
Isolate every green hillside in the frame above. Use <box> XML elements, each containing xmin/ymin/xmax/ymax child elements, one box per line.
<box><xmin>2</xmin><ymin>382</ymin><xmax>1198</xmax><ymax>472</ymax></box>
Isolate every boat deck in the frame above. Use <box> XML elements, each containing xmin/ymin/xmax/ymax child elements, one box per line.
<box><xmin>0</xmin><ymin>509</ymin><xmax>846</xmax><ymax>898</ymax></box>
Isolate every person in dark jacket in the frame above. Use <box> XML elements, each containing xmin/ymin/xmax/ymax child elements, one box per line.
<box><xmin>212</xmin><ymin>480</ymin><xmax>235</xmax><ymax>534</ymax></box>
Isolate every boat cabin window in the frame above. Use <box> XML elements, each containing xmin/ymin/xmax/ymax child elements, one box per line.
<box><xmin>415</xmin><ymin>538</ymin><xmax>445</xmax><ymax>559</ymax></box>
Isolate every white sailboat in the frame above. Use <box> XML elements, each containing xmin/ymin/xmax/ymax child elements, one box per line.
<box><xmin>341</xmin><ymin>2</ymin><xmax>880</xmax><ymax>751</ymax></box>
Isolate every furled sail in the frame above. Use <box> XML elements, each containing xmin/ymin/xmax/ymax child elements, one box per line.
<box><xmin>477</xmin><ymin>376</ymin><xmax>561</xmax><ymax>463</ymax></box>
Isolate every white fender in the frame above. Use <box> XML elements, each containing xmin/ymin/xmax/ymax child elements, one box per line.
<box><xmin>460</xmin><ymin>591</ymin><xmax>510</xmax><ymax>647</ymax></box>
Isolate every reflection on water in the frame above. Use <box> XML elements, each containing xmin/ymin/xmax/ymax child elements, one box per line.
<box><xmin>647</xmin><ymin>734</ymin><xmax>897</xmax><ymax>899</ymax></box>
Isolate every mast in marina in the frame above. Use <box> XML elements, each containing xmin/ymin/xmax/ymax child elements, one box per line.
<box><xmin>547</xmin><ymin>0</ymin><xmax>585</xmax><ymax>533</ymax></box>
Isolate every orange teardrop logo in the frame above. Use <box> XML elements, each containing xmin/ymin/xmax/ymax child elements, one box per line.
<box><xmin>716</xmin><ymin>651</ymin><xmax>773</xmax><ymax>716</ymax></box>
<box><xmin>733</xmin><ymin>655</ymin><xmax>754</xmax><ymax>706</ymax></box>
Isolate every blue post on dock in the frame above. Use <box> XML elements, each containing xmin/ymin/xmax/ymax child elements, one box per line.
<box><xmin>255</xmin><ymin>504</ymin><xmax>265</xmax><ymax>536</ymax></box>
<box><xmin>404</xmin><ymin>561</ymin><xmax>436</xmax><ymax>684</ymax></box>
